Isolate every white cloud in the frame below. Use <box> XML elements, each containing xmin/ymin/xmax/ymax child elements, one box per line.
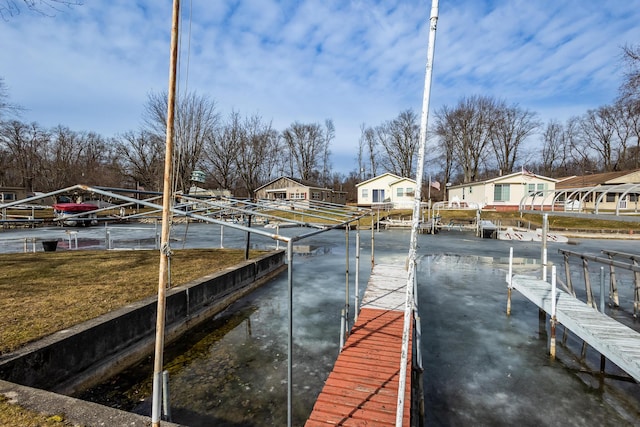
<box><xmin>1</xmin><ymin>0</ymin><xmax>640</xmax><ymax>175</ymax></box>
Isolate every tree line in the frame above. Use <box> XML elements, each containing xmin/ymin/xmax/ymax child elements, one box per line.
<box><xmin>1</xmin><ymin>44</ymin><xmax>639</xmax><ymax>201</ymax></box>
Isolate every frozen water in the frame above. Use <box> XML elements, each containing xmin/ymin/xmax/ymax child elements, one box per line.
<box><xmin>5</xmin><ymin>224</ymin><xmax>640</xmax><ymax>425</ymax></box>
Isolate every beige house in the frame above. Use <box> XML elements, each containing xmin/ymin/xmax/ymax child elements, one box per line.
<box><xmin>447</xmin><ymin>171</ymin><xmax>557</xmax><ymax>211</ymax></box>
<box><xmin>356</xmin><ymin>173</ymin><xmax>416</xmax><ymax>209</ymax></box>
<box><xmin>554</xmin><ymin>169</ymin><xmax>640</xmax><ymax>213</ymax></box>
<box><xmin>254</xmin><ymin>176</ymin><xmax>346</xmax><ymax>205</ymax></box>
<box><xmin>0</xmin><ymin>186</ymin><xmax>29</xmax><ymax>204</ymax></box>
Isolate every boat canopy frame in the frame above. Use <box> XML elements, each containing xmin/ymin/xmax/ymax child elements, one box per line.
<box><xmin>518</xmin><ymin>183</ymin><xmax>640</xmax><ymax>222</ymax></box>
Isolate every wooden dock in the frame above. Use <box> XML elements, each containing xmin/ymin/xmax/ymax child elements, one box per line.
<box><xmin>510</xmin><ymin>274</ymin><xmax>640</xmax><ymax>382</ymax></box>
<box><xmin>305</xmin><ymin>264</ymin><xmax>413</xmax><ymax>426</ymax></box>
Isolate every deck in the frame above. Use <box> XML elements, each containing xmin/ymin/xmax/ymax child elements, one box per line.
<box><xmin>305</xmin><ymin>264</ymin><xmax>413</xmax><ymax>426</ymax></box>
<box><xmin>510</xmin><ymin>274</ymin><xmax>640</xmax><ymax>382</ymax></box>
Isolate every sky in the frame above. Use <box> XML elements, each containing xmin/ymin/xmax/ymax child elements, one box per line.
<box><xmin>1</xmin><ymin>0</ymin><xmax>640</xmax><ymax>176</ymax></box>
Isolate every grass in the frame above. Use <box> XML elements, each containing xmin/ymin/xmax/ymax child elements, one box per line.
<box><xmin>0</xmin><ymin>396</ymin><xmax>75</xmax><ymax>427</ymax></box>
<box><xmin>0</xmin><ymin>248</ymin><xmax>265</xmax><ymax>355</ymax></box>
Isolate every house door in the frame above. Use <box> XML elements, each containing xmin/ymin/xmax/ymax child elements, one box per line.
<box><xmin>372</xmin><ymin>189</ymin><xmax>385</xmax><ymax>203</ymax></box>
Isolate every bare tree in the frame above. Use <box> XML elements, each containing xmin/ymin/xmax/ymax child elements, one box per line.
<box><xmin>434</xmin><ymin>95</ymin><xmax>497</xmax><ymax>183</ymax></box>
<box><xmin>321</xmin><ymin>119</ymin><xmax>334</xmax><ymax>186</ymax></box>
<box><xmin>143</xmin><ymin>90</ymin><xmax>219</xmax><ymax>193</ymax></box>
<box><xmin>235</xmin><ymin>114</ymin><xmax>278</xmax><ymax>197</ymax></box>
<box><xmin>490</xmin><ymin>101</ymin><xmax>540</xmax><ymax>174</ymax></box>
<box><xmin>203</xmin><ymin>110</ymin><xmax>242</xmax><ymax>191</ymax></box>
<box><xmin>0</xmin><ymin>78</ymin><xmax>23</xmax><ymax>120</ymax></box>
<box><xmin>115</xmin><ymin>129</ymin><xmax>164</xmax><ymax>191</ymax></box>
<box><xmin>359</xmin><ymin>124</ymin><xmax>378</xmax><ymax>178</ymax></box>
<box><xmin>577</xmin><ymin>106</ymin><xmax>618</xmax><ymax>172</ymax></box>
<box><xmin>0</xmin><ymin>120</ymin><xmax>48</xmax><ymax>191</ymax></box>
<box><xmin>375</xmin><ymin>109</ymin><xmax>420</xmax><ymax>178</ymax></box>
<box><xmin>281</xmin><ymin>121</ymin><xmax>328</xmax><ymax>182</ymax></box>
<box><xmin>620</xmin><ymin>44</ymin><xmax>640</xmax><ymax>102</ymax></box>
<box><xmin>1</xmin><ymin>0</ymin><xmax>82</xmax><ymax>18</ymax></box>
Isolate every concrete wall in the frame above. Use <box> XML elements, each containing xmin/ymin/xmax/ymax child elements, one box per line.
<box><xmin>0</xmin><ymin>250</ymin><xmax>286</xmax><ymax>394</ymax></box>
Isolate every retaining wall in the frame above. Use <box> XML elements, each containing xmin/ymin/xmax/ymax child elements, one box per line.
<box><xmin>0</xmin><ymin>250</ymin><xmax>286</xmax><ymax>395</ymax></box>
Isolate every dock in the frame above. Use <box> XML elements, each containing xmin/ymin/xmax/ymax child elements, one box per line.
<box><xmin>306</xmin><ymin>264</ymin><xmax>413</xmax><ymax>426</ymax></box>
<box><xmin>509</xmin><ymin>274</ymin><xmax>640</xmax><ymax>382</ymax></box>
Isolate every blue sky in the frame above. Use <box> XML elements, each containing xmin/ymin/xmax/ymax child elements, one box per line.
<box><xmin>1</xmin><ymin>0</ymin><xmax>640</xmax><ymax>175</ymax></box>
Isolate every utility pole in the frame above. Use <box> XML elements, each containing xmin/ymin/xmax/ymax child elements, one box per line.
<box><xmin>152</xmin><ymin>1</ymin><xmax>180</xmax><ymax>425</ymax></box>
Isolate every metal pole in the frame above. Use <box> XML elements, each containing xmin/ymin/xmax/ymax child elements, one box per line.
<box><xmin>355</xmin><ymin>226</ymin><xmax>361</xmax><ymax>321</ymax></box>
<box><xmin>345</xmin><ymin>226</ymin><xmax>350</xmax><ymax>334</ymax></box>
<box><xmin>507</xmin><ymin>247</ymin><xmax>513</xmax><ymax>316</ymax></box>
<box><xmin>371</xmin><ymin>212</ymin><xmax>375</xmax><ymax>267</ymax></box>
<box><xmin>396</xmin><ymin>1</ymin><xmax>438</xmax><ymax>425</ymax></box>
<box><xmin>151</xmin><ymin>1</ymin><xmax>180</xmax><ymax>425</ymax></box>
<box><xmin>162</xmin><ymin>370</ymin><xmax>172</xmax><ymax>422</ymax></box>
<box><xmin>599</xmin><ymin>266</ymin><xmax>605</xmax><ymax>313</ymax></box>
<box><xmin>244</xmin><ymin>215</ymin><xmax>252</xmax><ymax>260</ymax></box>
<box><xmin>286</xmin><ymin>239</ymin><xmax>293</xmax><ymax>427</ymax></box>
<box><xmin>550</xmin><ymin>266</ymin><xmax>557</xmax><ymax>359</ymax></box>
<box><xmin>541</xmin><ymin>213</ymin><xmax>548</xmax><ymax>281</ymax></box>
<box><xmin>220</xmin><ymin>224</ymin><xmax>224</xmax><ymax>248</ymax></box>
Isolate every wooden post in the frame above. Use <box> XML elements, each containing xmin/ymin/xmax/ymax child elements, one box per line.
<box><xmin>608</xmin><ymin>256</ymin><xmax>619</xmax><ymax>307</ymax></box>
<box><xmin>152</xmin><ymin>1</ymin><xmax>180</xmax><ymax>425</ymax></box>
<box><xmin>564</xmin><ymin>252</ymin><xmax>575</xmax><ymax>297</ymax></box>
<box><xmin>582</xmin><ymin>257</ymin><xmax>595</xmax><ymax>308</ymax></box>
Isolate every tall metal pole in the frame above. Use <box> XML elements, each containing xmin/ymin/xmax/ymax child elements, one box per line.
<box><xmin>152</xmin><ymin>1</ymin><xmax>180</xmax><ymax>425</ymax></box>
<box><xmin>286</xmin><ymin>239</ymin><xmax>294</xmax><ymax>427</ymax></box>
<box><xmin>396</xmin><ymin>1</ymin><xmax>438</xmax><ymax>425</ymax></box>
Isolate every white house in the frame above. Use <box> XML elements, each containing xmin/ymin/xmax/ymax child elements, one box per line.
<box><xmin>356</xmin><ymin>173</ymin><xmax>416</xmax><ymax>209</ymax></box>
<box><xmin>447</xmin><ymin>171</ymin><xmax>557</xmax><ymax>211</ymax></box>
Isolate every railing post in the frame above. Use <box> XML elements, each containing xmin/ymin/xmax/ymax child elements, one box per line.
<box><xmin>355</xmin><ymin>226</ymin><xmax>361</xmax><ymax>322</ymax></box>
<box><xmin>599</xmin><ymin>266</ymin><xmax>605</xmax><ymax>313</ymax></box>
<box><xmin>550</xmin><ymin>266</ymin><xmax>557</xmax><ymax>359</ymax></box>
<box><xmin>582</xmin><ymin>257</ymin><xmax>595</xmax><ymax>308</ymax></box>
<box><xmin>607</xmin><ymin>253</ymin><xmax>619</xmax><ymax>306</ymax></box>
<box><xmin>506</xmin><ymin>247</ymin><xmax>513</xmax><ymax>316</ymax></box>
<box><xmin>633</xmin><ymin>260</ymin><xmax>640</xmax><ymax>318</ymax></box>
<box><xmin>563</xmin><ymin>251</ymin><xmax>575</xmax><ymax>297</ymax></box>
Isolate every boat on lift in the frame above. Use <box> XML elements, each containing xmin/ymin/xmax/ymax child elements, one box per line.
<box><xmin>52</xmin><ymin>202</ymin><xmax>99</xmax><ymax>226</ymax></box>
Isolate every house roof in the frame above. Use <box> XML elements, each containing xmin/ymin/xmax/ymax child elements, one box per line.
<box><xmin>356</xmin><ymin>172</ymin><xmax>402</xmax><ymax>187</ymax></box>
<box><xmin>555</xmin><ymin>169</ymin><xmax>640</xmax><ymax>189</ymax></box>
<box><xmin>449</xmin><ymin>171</ymin><xmax>557</xmax><ymax>189</ymax></box>
<box><xmin>254</xmin><ymin>176</ymin><xmax>329</xmax><ymax>192</ymax></box>
<box><xmin>389</xmin><ymin>177</ymin><xmax>417</xmax><ymax>186</ymax></box>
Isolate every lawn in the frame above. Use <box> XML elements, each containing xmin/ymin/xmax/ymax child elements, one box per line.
<box><xmin>0</xmin><ymin>248</ymin><xmax>265</xmax><ymax>355</ymax></box>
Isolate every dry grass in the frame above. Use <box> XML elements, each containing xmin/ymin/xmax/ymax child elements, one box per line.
<box><xmin>0</xmin><ymin>396</ymin><xmax>75</xmax><ymax>427</ymax></box>
<box><xmin>0</xmin><ymin>249</ymin><xmax>264</xmax><ymax>355</ymax></box>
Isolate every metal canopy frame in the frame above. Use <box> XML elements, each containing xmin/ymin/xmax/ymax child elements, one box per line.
<box><xmin>519</xmin><ymin>184</ymin><xmax>640</xmax><ymax>222</ymax></box>
<box><xmin>1</xmin><ymin>183</ymin><xmax>373</xmax><ymax>426</ymax></box>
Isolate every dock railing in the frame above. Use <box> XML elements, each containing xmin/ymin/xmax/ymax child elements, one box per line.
<box><xmin>558</xmin><ymin>249</ymin><xmax>640</xmax><ymax>316</ymax></box>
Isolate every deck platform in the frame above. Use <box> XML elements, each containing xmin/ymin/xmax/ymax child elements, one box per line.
<box><xmin>306</xmin><ymin>264</ymin><xmax>412</xmax><ymax>426</ymax></box>
<box><xmin>510</xmin><ymin>274</ymin><xmax>640</xmax><ymax>382</ymax></box>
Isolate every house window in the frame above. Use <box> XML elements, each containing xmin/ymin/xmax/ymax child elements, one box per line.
<box><xmin>312</xmin><ymin>192</ymin><xmax>321</xmax><ymax>200</ymax></box>
<box><xmin>528</xmin><ymin>184</ymin><xmax>535</xmax><ymax>194</ymax></box>
<box><xmin>494</xmin><ymin>184</ymin><xmax>510</xmax><ymax>202</ymax></box>
<box><xmin>362</xmin><ymin>189</ymin><xmax>368</xmax><ymax>198</ymax></box>
<box><xmin>372</xmin><ymin>189</ymin><xmax>385</xmax><ymax>203</ymax></box>
<box><xmin>606</xmin><ymin>193</ymin><xmax>616</xmax><ymax>203</ymax></box>
<box><xmin>1</xmin><ymin>192</ymin><xmax>15</xmax><ymax>202</ymax></box>
<box><xmin>406</xmin><ymin>188</ymin><xmax>415</xmax><ymax>197</ymax></box>
<box><xmin>537</xmin><ymin>183</ymin><xmax>545</xmax><ymax>191</ymax></box>
<box><xmin>290</xmin><ymin>192</ymin><xmax>306</xmax><ymax>200</ymax></box>
<box><xmin>397</xmin><ymin>188</ymin><xmax>404</xmax><ymax>197</ymax></box>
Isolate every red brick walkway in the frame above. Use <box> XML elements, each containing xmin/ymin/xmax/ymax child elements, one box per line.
<box><xmin>305</xmin><ymin>307</ymin><xmax>412</xmax><ymax>426</ymax></box>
